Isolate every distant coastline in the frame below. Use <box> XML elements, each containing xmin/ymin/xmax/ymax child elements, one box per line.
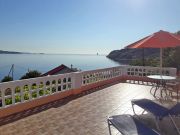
<box><xmin>0</xmin><ymin>50</ymin><xmax>45</xmax><ymax>55</ymax></box>
<box><xmin>0</xmin><ymin>50</ymin><xmax>106</xmax><ymax>56</ymax></box>
<box><xmin>0</xmin><ymin>50</ymin><xmax>22</xmax><ymax>54</ymax></box>
<box><xmin>107</xmin><ymin>48</ymin><xmax>159</xmax><ymax>64</ymax></box>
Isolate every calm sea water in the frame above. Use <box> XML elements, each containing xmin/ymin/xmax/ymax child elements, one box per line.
<box><xmin>0</xmin><ymin>54</ymin><xmax>120</xmax><ymax>80</ymax></box>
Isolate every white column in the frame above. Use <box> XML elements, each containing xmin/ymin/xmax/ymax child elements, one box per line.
<box><xmin>72</xmin><ymin>72</ymin><xmax>82</xmax><ymax>89</ymax></box>
<box><xmin>1</xmin><ymin>89</ymin><xmax>5</xmax><ymax>107</ymax></box>
<box><xmin>12</xmin><ymin>87</ymin><xmax>15</xmax><ymax>104</ymax></box>
<box><xmin>20</xmin><ymin>86</ymin><xmax>24</xmax><ymax>102</ymax></box>
<box><xmin>122</xmin><ymin>66</ymin><xmax>128</xmax><ymax>76</ymax></box>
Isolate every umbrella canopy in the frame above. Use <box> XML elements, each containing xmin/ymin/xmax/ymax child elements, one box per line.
<box><xmin>127</xmin><ymin>30</ymin><xmax>180</xmax><ymax>69</ymax></box>
<box><xmin>127</xmin><ymin>30</ymin><xmax>180</xmax><ymax>48</ymax></box>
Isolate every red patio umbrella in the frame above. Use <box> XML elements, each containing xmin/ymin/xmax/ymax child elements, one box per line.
<box><xmin>127</xmin><ymin>30</ymin><xmax>180</xmax><ymax>71</ymax></box>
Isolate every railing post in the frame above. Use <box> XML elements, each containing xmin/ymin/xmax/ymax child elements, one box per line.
<box><xmin>1</xmin><ymin>89</ymin><xmax>5</xmax><ymax>107</ymax></box>
<box><xmin>37</xmin><ymin>87</ymin><xmax>40</xmax><ymax>98</ymax></box>
<box><xmin>122</xmin><ymin>66</ymin><xmax>128</xmax><ymax>76</ymax></box>
<box><xmin>72</xmin><ymin>72</ymin><xmax>83</xmax><ymax>89</ymax></box>
<box><xmin>12</xmin><ymin>87</ymin><xmax>15</xmax><ymax>105</ymax></box>
<box><xmin>20</xmin><ymin>86</ymin><xmax>24</xmax><ymax>103</ymax></box>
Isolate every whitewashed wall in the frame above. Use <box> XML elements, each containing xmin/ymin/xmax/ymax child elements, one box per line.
<box><xmin>0</xmin><ymin>66</ymin><xmax>177</xmax><ymax>109</ymax></box>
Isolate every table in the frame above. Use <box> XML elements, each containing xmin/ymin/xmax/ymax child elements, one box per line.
<box><xmin>147</xmin><ymin>75</ymin><xmax>176</xmax><ymax>98</ymax></box>
<box><xmin>147</xmin><ymin>75</ymin><xmax>176</xmax><ymax>80</ymax></box>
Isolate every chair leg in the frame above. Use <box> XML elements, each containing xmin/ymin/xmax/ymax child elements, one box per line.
<box><xmin>150</xmin><ymin>83</ymin><xmax>157</xmax><ymax>94</ymax></box>
<box><xmin>160</xmin><ymin>87</ymin><xmax>167</xmax><ymax>98</ymax></box>
<box><xmin>131</xmin><ymin>103</ymin><xmax>145</xmax><ymax>116</ymax></box>
<box><xmin>177</xmin><ymin>89</ymin><xmax>179</xmax><ymax>102</ymax></box>
<box><xmin>107</xmin><ymin>119</ymin><xmax>112</xmax><ymax>135</ymax></box>
<box><xmin>131</xmin><ymin>103</ymin><xmax>136</xmax><ymax>115</ymax></box>
<box><xmin>150</xmin><ymin>86</ymin><xmax>154</xmax><ymax>94</ymax></box>
<box><xmin>154</xmin><ymin>87</ymin><xmax>158</xmax><ymax>97</ymax></box>
<box><xmin>141</xmin><ymin>110</ymin><xmax>146</xmax><ymax>115</ymax></box>
<box><xmin>169</xmin><ymin>115</ymin><xmax>180</xmax><ymax>135</ymax></box>
<box><xmin>155</xmin><ymin>118</ymin><xmax>161</xmax><ymax>132</ymax></box>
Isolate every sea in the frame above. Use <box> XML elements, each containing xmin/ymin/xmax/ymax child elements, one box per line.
<box><xmin>0</xmin><ymin>54</ymin><xmax>121</xmax><ymax>80</ymax></box>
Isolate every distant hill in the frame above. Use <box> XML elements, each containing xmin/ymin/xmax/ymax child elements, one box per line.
<box><xmin>107</xmin><ymin>48</ymin><xmax>159</xmax><ymax>64</ymax></box>
<box><xmin>0</xmin><ymin>50</ymin><xmax>23</xmax><ymax>54</ymax></box>
<box><xmin>0</xmin><ymin>50</ymin><xmax>44</xmax><ymax>54</ymax></box>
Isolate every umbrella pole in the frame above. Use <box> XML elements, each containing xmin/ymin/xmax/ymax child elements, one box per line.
<box><xmin>160</xmin><ymin>48</ymin><xmax>163</xmax><ymax>76</ymax></box>
<box><xmin>142</xmin><ymin>48</ymin><xmax>145</xmax><ymax>66</ymax></box>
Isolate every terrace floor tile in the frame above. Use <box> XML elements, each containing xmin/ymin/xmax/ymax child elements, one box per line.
<box><xmin>0</xmin><ymin>83</ymin><xmax>178</xmax><ymax>135</ymax></box>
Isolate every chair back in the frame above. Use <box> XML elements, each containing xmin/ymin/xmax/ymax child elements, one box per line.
<box><xmin>169</xmin><ymin>103</ymin><xmax>180</xmax><ymax>116</ymax></box>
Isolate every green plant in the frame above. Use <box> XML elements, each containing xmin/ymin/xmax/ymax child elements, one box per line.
<box><xmin>130</xmin><ymin>58</ymin><xmax>159</xmax><ymax>67</ymax></box>
<box><xmin>20</xmin><ymin>70</ymin><xmax>42</xmax><ymax>80</ymax></box>
<box><xmin>31</xmin><ymin>84</ymin><xmax>37</xmax><ymax>89</ymax></box>
<box><xmin>24</xmin><ymin>93</ymin><xmax>30</xmax><ymax>100</ymax></box>
<box><xmin>39</xmin><ymin>90</ymin><xmax>44</xmax><ymax>96</ymax></box>
<box><xmin>45</xmin><ymin>88</ymin><xmax>51</xmax><ymax>95</ymax></box>
<box><xmin>5</xmin><ymin>98</ymin><xmax>12</xmax><ymax>105</ymax></box>
<box><xmin>163</xmin><ymin>47</ymin><xmax>180</xmax><ymax>71</ymax></box>
<box><xmin>39</xmin><ymin>83</ymin><xmax>43</xmax><ymax>88</ymax></box>
<box><xmin>1</xmin><ymin>76</ymin><xmax>13</xmax><ymax>82</ymax></box>
<box><xmin>15</xmin><ymin>87</ymin><xmax>21</xmax><ymax>93</ymax></box>
<box><xmin>23</xmin><ymin>85</ymin><xmax>29</xmax><ymax>92</ymax></box>
<box><xmin>52</xmin><ymin>87</ymin><xmax>56</xmax><ymax>93</ymax></box>
<box><xmin>32</xmin><ymin>92</ymin><xmax>37</xmax><ymax>98</ymax></box>
<box><xmin>15</xmin><ymin>95</ymin><xmax>21</xmax><ymax>103</ymax></box>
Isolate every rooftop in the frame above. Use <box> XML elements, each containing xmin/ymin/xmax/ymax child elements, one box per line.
<box><xmin>42</xmin><ymin>64</ymin><xmax>77</xmax><ymax>76</ymax></box>
<box><xmin>0</xmin><ymin>82</ymin><xmax>178</xmax><ymax>135</ymax></box>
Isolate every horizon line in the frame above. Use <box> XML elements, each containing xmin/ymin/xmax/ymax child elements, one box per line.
<box><xmin>0</xmin><ymin>50</ymin><xmax>108</xmax><ymax>56</ymax></box>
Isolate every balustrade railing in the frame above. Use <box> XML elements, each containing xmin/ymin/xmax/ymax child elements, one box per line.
<box><xmin>0</xmin><ymin>73</ymin><xmax>73</xmax><ymax>108</ymax></box>
<box><xmin>81</xmin><ymin>66</ymin><xmax>123</xmax><ymax>86</ymax></box>
<box><xmin>125</xmin><ymin>66</ymin><xmax>177</xmax><ymax>77</ymax></box>
<box><xmin>0</xmin><ymin>65</ymin><xmax>177</xmax><ymax>109</ymax></box>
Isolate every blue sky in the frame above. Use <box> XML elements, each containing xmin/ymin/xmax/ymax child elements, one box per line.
<box><xmin>0</xmin><ymin>0</ymin><xmax>180</xmax><ymax>54</ymax></box>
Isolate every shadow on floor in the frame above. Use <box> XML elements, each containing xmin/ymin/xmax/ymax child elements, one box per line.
<box><xmin>0</xmin><ymin>81</ymin><xmax>122</xmax><ymax>126</ymax></box>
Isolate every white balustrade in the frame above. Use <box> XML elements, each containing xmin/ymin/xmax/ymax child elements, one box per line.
<box><xmin>125</xmin><ymin>66</ymin><xmax>177</xmax><ymax>77</ymax></box>
<box><xmin>81</xmin><ymin>66</ymin><xmax>124</xmax><ymax>86</ymax></box>
<box><xmin>0</xmin><ymin>66</ymin><xmax>177</xmax><ymax>109</ymax></box>
<box><xmin>0</xmin><ymin>72</ymin><xmax>74</xmax><ymax>108</ymax></box>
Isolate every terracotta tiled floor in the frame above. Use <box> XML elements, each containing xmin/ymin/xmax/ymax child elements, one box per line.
<box><xmin>0</xmin><ymin>82</ymin><xmax>179</xmax><ymax>135</ymax></box>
